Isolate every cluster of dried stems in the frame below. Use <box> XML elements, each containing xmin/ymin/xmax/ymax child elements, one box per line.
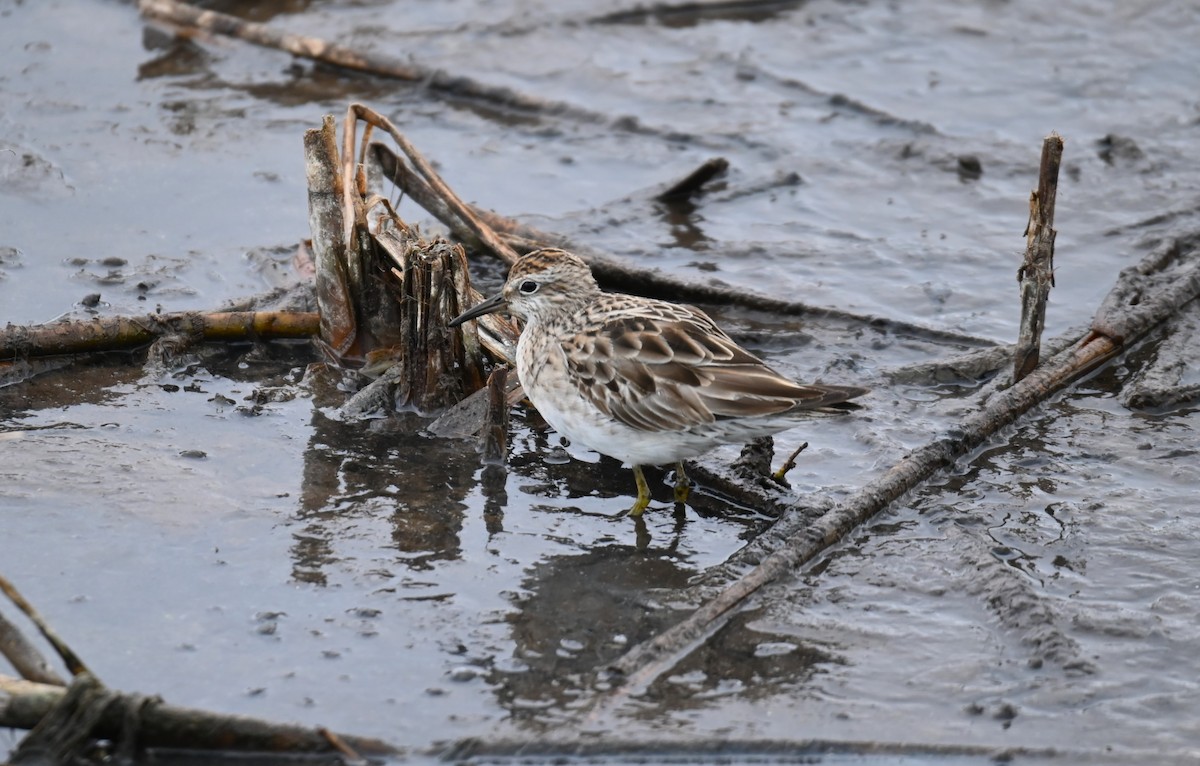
<box><xmin>3</xmin><ymin>1</ymin><xmax>1199</xmax><ymax>763</ymax></box>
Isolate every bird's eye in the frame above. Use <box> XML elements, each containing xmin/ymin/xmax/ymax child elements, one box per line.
<box><xmin>518</xmin><ymin>279</ymin><xmax>539</xmax><ymax>295</ymax></box>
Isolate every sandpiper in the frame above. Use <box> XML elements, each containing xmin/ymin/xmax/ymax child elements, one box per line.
<box><xmin>449</xmin><ymin>248</ymin><xmax>866</xmax><ymax>516</ymax></box>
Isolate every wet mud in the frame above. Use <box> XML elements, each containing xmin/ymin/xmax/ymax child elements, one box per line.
<box><xmin>2</xmin><ymin>0</ymin><xmax>1200</xmax><ymax>763</ymax></box>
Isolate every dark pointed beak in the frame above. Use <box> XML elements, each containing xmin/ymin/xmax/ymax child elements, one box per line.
<box><xmin>448</xmin><ymin>292</ymin><xmax>508</xmax><ymax>327</ymax></box>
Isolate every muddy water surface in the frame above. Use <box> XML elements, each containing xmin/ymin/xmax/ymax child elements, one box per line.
<box><xmin>2</xmin><ymin>0</ymin><xmax>1199</xmax><ymax>762</ymax></box>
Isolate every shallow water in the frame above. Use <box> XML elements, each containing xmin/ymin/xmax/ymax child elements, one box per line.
<box><xmin>2</xmin><ymin>0</ymin><xmax>1199</xmax><ymax>763</ymax></box>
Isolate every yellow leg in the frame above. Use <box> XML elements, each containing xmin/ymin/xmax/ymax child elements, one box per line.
<box><xmin>629</xmin><ymin>465</ymin><xmax>651</xmax><ymax>516</ymax></box>
<box><xmin>673</xmin><ymin>461</ymin><xmax>690</xmax><ymax>504</ymax></box>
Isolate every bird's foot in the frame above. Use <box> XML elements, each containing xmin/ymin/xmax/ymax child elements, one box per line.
<box><xmin>672</xmin><ymin>461</ymin><xmax>691</xmax><ymax>505</ymax></box>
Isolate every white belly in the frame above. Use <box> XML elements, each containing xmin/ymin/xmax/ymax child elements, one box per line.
<box><xmin>516</xmin><ymin>333</ymin><xmax>704</xmax><ymax>466</ymax></box>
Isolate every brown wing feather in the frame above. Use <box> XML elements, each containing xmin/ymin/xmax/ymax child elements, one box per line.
<box><xmin>564</xmin><ymin>303</ymin><xmax>863</xmax><ymax>433</ymax></box>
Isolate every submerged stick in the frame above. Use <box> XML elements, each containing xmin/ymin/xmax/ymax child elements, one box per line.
<box><xmin>439</xmin><ymin>733</ymin><xmax>1177</xmax><ymax>765</ymax></box>
<box><xmin>0</xmin><ymin>312</ymin><xmax>319</xmax><ymax>360</ymax></box>
<box><xmin>655</xmin><ymin>157</ymin><xmax>729</xmax><ymax>202</ymax></box>
<box><xmin>1014</xmin><ymin>133</ymin><xmax>1063</xmax><ymax>381</ymax></box>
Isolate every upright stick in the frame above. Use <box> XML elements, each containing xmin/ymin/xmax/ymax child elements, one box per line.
<box><xmin>1014</xmin><ymin>133</ymin><xmax>1064</xmax><ymax>381</ymax></box>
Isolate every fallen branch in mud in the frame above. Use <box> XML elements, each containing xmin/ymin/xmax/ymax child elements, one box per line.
<box><xmin>1014</xmin><ymin>133</ymin><xmax>1063</xmax><ymax>381</ymax></box>
<box><xmin>0</xmin><ymin>311</ymin><xmax>318</xmax><ymax>360</ymax></box>
<box><xmin>1120</xmin><ymin>298</ymin><xmax>1200</xmax><ymax>410</ymax></box>
<box><xmin>654</xmin><ymin>157</ymin><xmax>730</xmax><ymax>202</ymax></box>
<box><xmin>591</xmin><ymin>0</ymin><xmax>808</xmax><ymax>26</ymax></box>
<box><xmin>0</xmin><ymin>673</ymin><xmax>398</xmax><ymax>758</ymax></box>
<box><xmin>439</xmin><ymin>733</ymin><xmax>1177</xmax><ymax>766</ymax></box>
<box><xmin>138</xmin><ymin>0</ymin><xmax>625</xmax><ymax>130</ymax></box>
<box><xmin>582</xmin><ymin>233</ymin><xmax>1199</xmax><ymax>713</ymax></box>
<box><xmin>945</xmin><ymin>524</ymin><xmax>1093</xmax><ymax>674</ymax></box>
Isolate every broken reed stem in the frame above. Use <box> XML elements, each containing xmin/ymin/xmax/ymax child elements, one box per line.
<box><xmin>1014</xmin><ymin>132</ymin><xmax>1063</xmax><ymax>381</ymax></box>
<box><xmin>348</xmin><ymin>104</ymin><xmax>521</xmax><ymax>266</ymax></box>
<box><xmin>590</xmin><ymin>234</ymin><xmax>1200</xmax><ymax>715</ymax></box>
<box><xmin>0</xmin><ymin>312</ymin><xmax>318</xmax><ymax>361</ymax></box>
<box><xmin>304</xmin><ymin>115</ymin><xmax>357</xmax><ymax>355</ymax></box>
<box><xmin>0</xmin><ymin>673</ymin><xmax>398</xmax><ymax>756</ymax></box>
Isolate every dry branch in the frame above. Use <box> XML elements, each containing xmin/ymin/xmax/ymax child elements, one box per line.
<box><xmin>0</xmin><ymin>312</ymin><xmax>318</xmax><ymax>360</ymax></box>
<box><xmin>438</xmin><ymin>734</ymin><xmax>1181</xmax><ymax>766</ymax></box>
<box><xmin>586</xmin><ymin>233</ymin><xmax>1199</xmax><ymax>713</ymax></box>
<box><xmin>1014</xmin><ymin>133</ymin><xmax>1063</xmax><ymax>381</ymax></box>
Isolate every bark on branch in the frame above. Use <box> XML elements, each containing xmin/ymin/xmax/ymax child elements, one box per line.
<box><xmin>1014</xmin><ymin>132</ymin><xmax>1063</xmax><ymax>381</ymax></box>
<box><xmin>0</xmin><ymin>312</ymin><xmax>318</xmax><ymax>360</ymax></box>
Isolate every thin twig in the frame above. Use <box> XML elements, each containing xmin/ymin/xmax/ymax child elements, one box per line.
<box><xmin>592</xmin><ymin>0</ymin><xmax>808</xmax><ymax>26</ymax></box>
<box><xmin>481</xmin><ymin>366</ymin><xmax>511</xmax><ymax>464</ymax></box>
<box><xmin>319</xmin><ymin>726</ymin><xmax>369</xmax><ymax>765</ymax></box>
